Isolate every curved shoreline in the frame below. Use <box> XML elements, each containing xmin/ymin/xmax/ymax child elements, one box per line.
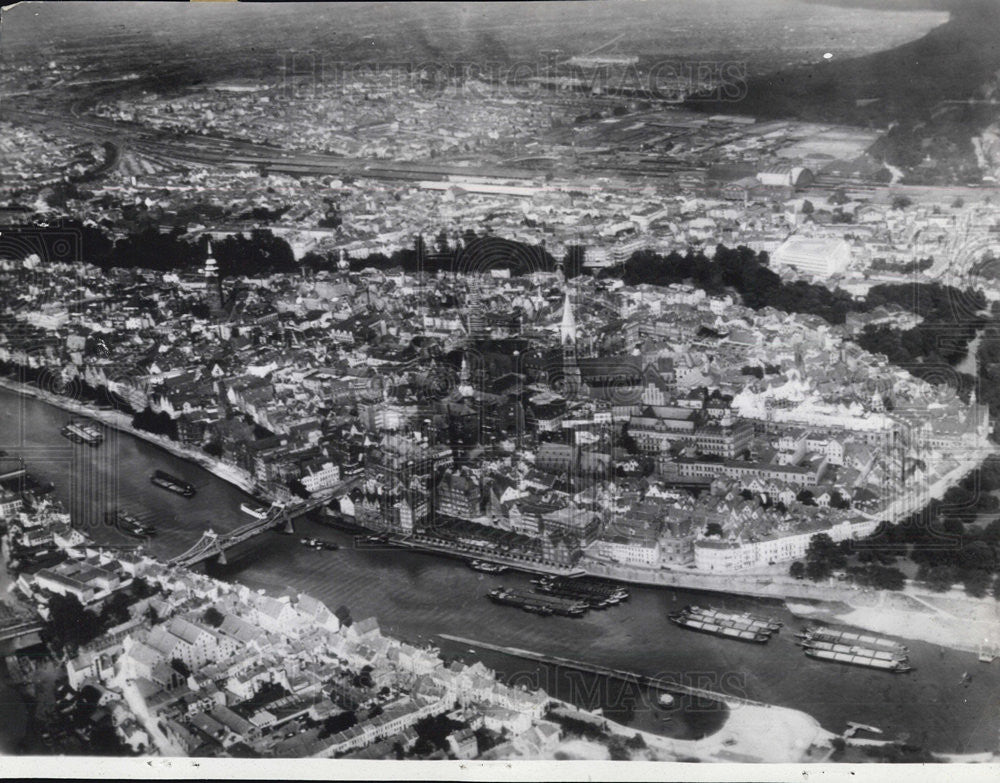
<box><xmin>0</xmin><ymin>377</ymin><xmax>258</xmax><ymax>498</ymax></box>
<box><xmin>2</xmin><ymin>375</ymin><xmax>997</xmax><ymax>657</ymax></box>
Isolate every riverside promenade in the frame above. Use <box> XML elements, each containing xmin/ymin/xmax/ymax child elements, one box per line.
<box><xmin>5</xmin><ymin>376</ymin><xmax>997</xmax><ymax>653</ymax></box>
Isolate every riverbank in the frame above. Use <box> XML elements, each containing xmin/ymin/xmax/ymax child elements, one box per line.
<box><xmin>3</xmin><ymin>376</ymin><xmax>997</xmax><ymax>658</ymax></box>
<box><xmin>6</xmin><ymin>384</ymin><xmax>1000</xmax><ymax>754</ymax></box>
<box><xmin>548</xmin><ymin>685</ymin><xmax>829</xmax><ymax>763</ymax></box>
<box><xmin>586</xmin><ymin>557</ymin><xmax>1000</xmax><ymax>654</ymax></box>
<box><xmin>443</xmin><ymin>634</ymin><xmax>832</xmax><ymax>763</ymax></box>
<box><xmin>0</xmin><ymin>376</ymin><xmax>258</xmax><ymax>497</ymax></box>
<box><xmin>785</xmin><ymin>587</ymin><xmax>1000</xmax><ymax>655</ymax></box>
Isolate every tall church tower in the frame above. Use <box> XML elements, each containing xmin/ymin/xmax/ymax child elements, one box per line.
<box><xmin>204</xmin><ymin>240</ymin><xmax>224</xmax><ymax>315</ymax></box>
<box><xmin>560</xmin><ymin>289</ymin><xmax>582</xmax><ymax>397</ymax></box>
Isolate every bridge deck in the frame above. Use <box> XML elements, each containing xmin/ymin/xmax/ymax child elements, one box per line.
<box><xmin>169</xmin><ymin>496</ymin><xmax>328</xmax><ymax>566</ymax></box>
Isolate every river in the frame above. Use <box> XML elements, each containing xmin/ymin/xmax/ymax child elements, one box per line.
<box><xmin>1</xmin><ymin>386</ymin><xmax>998</xmax><ymax>754</ymax></box>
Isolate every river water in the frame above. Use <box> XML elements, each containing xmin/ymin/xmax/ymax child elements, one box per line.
<box><xmin>1</xmin><ymin>386</ymin><xmax>998</xmax><ymax>754</ymax></box>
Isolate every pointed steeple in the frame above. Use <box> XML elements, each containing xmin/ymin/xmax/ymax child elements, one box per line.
<box><xmin>560</xmin><ymin>290</ymin><xmax>577</xmax><ymax>346</ymax></box>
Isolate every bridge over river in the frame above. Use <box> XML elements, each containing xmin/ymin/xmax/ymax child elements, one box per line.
<box><xmin>168</xmin><ymin>495</ymin><xmax>327</xmax><ymax>568</ymax></box>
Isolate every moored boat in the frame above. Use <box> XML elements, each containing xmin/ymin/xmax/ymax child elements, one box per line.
<box><xmin>487</xmin><ymin>586</ymin><xmax>587</xmax><ymax>617</ymax></box>
<box><xmin>60</xmin><ymin>420</ymin><xmax>104</xmax><ymax>446</ymax></box>
<box><xmin>107</xmin><ymin>509</ymin><xmax>156</xmax><ymax>538</ymax></box>
<box><xmin>468</xmin><ymin>559</ymin><xmax>509</xmax><ymax>574</ymax></box>
<box><xmin>150</xmin><ymin>470</ymin><xmax>196</xmax><ymax>498</ymax></box>
<box><xmin>532</xmin><ymin>575</ymin><xmax>629</xmax><ymax>606</ymax></box>
<box><xmin>668</xmin><ymin>611</ymin><xmax>770</xmax><ymax>643</ymax></box>
<box><xmin>798</xmin><ymin>625</ymin><xmax>907</xmax><ymax>654</ymax></box>
<box><xmin>240</xmin><ymin>502</ymin><xmax>269</xmax><ymax>520</ymax></box>
<box><xmin>686</xmin><ymin>605</ymin><xmax>782</xmax><ymax>633</ymax></box>
<box><xmin>804</xmin><ymin>647</ymin><xmax>913</xmax><ymax>673</ymax></box>
<box><xmin>799</xmin><ymin>638</ymin><xmax>907</xmax><ymax>662</ymax></box>
<box><xmin>300</xmin><ymin>537</ymin><xmax>340</xmax><ymax>551</ymax></box>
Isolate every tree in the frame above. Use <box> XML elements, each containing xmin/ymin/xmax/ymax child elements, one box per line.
<box><xmin>797</xmin><ymin>489</ymin><xmax>816</xmax><ymax>506</ymax></box>
<box><xmin>203</xmin><ymin>606</ymin><xmax>225</xmax><ymax>627</ymax></box>
<box><xmin>98</xmin><ymin>590</ymin><xmax>133</xmax><ymax>627</ymax></box>
<box><xmin>44</xmin><ymin>593</ymin><xmax>101</xmax><ymax>650</ymax></box>
<box><xmin>705</xmin><ymin>523</ymin><xmax>724</xmax><ymax>538</ymax></box>
<box><xmin>923</xmin><ymin>565</ymin><xmax>959</xmax><ymax>592</ymax></box>
<box><xmin>801</xmin><ymin>199</ymin><xmax>815</xmax><ymax>215</ymax></box>
<box><xmin>806</xmin><ymin>559</ymin><xmax>830</xmax><ymax>582</ymax></box>
<box><xmin>204</xmin><ymin>440</ymin><xmax>223</xmax><ymax>458</ymax></box>
<box><xmin>626</xmin><ymin>732</ymin><xmax>646</xmax><ymax>750</ymax></box>
<box><xmin>892</xmin><ymin>195</ymin><xmax>913</xmax><ymax>210</ymax></box>
<box><xmin>334</xmin><ymin>604</ymin><xmax>353</xmax><ymax>628</ymax></box>
<box><xmin>607</xmin><ymin>734</ymin><xmax>631</xmax><ymax>760</ymax></box>
<box><xmin>806</xmin><ymin>533</ymin><xmax>846</xmax><ymax>573</ymax></box>
<box><xmin>789</xmin><ymin>561</ymin><xmax>806</xmax><ymax>579</ymax></box>
<box><xmin>963</xmin><ymin>569</ymin><xmax>991</xmax><ymax>598</ymax></box>
<box><xmin>320</xmin><ymin>710</ymin><xmax>357</xmax><ymax>739</ymax></box>
<box><xmin>288</xmin><ymin>478</ymin><xmax>310</xmax><ymax>499</ymax></box>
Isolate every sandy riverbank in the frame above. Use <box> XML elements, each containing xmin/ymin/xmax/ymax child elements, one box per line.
<box><xmin>548</xmin><ymin>697</ymin><xmax>833</xmax><ymax>763</ymax></box>
<box><xmin>786</xmin><ymin>588</ymin><xmax>1000</xmax><ymax>655</ymax></box>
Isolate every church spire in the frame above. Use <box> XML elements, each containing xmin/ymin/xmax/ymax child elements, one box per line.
<box><xmin>560</xmin><ymin>290</ymin><xmax>577</xmax><ymax>346</ymax></box>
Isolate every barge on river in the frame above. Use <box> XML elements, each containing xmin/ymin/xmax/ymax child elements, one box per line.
<box><xmin>803</xmin><ymin>647</ymin><xmax>913</xmax><ymax>673</ymax></box>
<box><xmin>668</xmin><ymin>611</ymin><xmax>771</xmax><ymax>643</ymax></box>
<box><xmin>797</xmin><ymin>626</ymin><xmax>907</xmax><ymax>654</ymax></box>
<box><xmin>150</xmin><ymin>470</ymin><xmax>196</xmax><ymax>498</ymax></box>
<box><xmin>487</xmin><ymin>587</ymin><xmax>588</xmax><ymax>618</ymax></box>
<box><xmin>60</xmin><ymin>420</ymin><xmax>104</xmax><ymax>446</ymax></box>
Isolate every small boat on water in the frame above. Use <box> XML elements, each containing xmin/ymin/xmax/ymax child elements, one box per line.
<box><xmin>468</xmin><ymin>559</ymin><xmax>509</xmax><ymax>574</ymax></box>
<box><xmin>300</xmin><ymin>537</ymin><xmax>339</xmax><ymax>551</ymax></box>
<box><xmin>60</xmin><ymin>420</ymin><xmax>103</xmax><ymax>446</ymax></box>
<box><xmin>107</xmin><ymin>510</ymin><xmax>156</xmax><ymax>538</ymax></box>
<box><xmin>240</xmin><ymin>502</ymin><xmax>269</xmax><ymax>520</ymax></box>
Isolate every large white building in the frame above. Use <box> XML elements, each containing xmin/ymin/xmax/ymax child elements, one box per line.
<box><xmin>772</xmin><ymin>236</ymin><xmax>852</xmax><ymax>277</ymax></box>
<box><xmin>694</xmin><ymin>517</ymin><xmax>881</xmax><ymax>572</ymax></box>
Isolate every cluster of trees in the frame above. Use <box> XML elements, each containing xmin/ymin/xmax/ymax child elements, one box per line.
<box><xmin>607</xmin><ymin>246</ymin><xmax>986</xmax><ymax>338</ymax></box>
<box><xmin>319</xmin><ymin>710</ymin><xmax>357</xmax><ymax>740</ymax></box>
<box><xmin>43</xmin><ymin>593</ymin><xmax>103</xmax><ymax>650</ymax></box>
<box><xmin>859</xmin><ymin>469</ymin><xmax>1000</xmax><ymax>598</ymax></box>
<box><xmin>607</xmin><ymin>732</ymin><xmax>647</xmax><ymax>761</ymax></box>
<box><xmin>975</xmin><ymin>326</ymin><xmax>1000</xmax><ymax>421</ymax></box>
<box><xmin>411</xmin><ymin>712</ymin><xmax>465</xmax><ymax>756</ymax></box>
<box><xmin>868</xmin><ymin>257</ymin><xmax>934</xmax><ymax>274</ymax></box>
<box><xmin>131</xmin><ymin>406</ymin><xmax>179</xmax><ymax>440</ymax></box>
<box><xmin>342</xmin><ymin>233</ymin><xmax>560</xmax><ymax>278</ymax></box>
<box><xmin>16</xmin><ymin>219</ymin><xmax>299</xmax><ymax>278</ymax></box>
<box><xmin>42</xmin><ymin>581</ymin><xmax>152</xmax><ymax>653</ymax></box>
<box><xmin>803</xmin><ymin>533</ymin><xmax>847</xmax><ymax>581</ymax></box>
<box><xmin>857</xmin><ymin>325</ymin><xmax>979</xmax><ymax>376</ymax></box>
